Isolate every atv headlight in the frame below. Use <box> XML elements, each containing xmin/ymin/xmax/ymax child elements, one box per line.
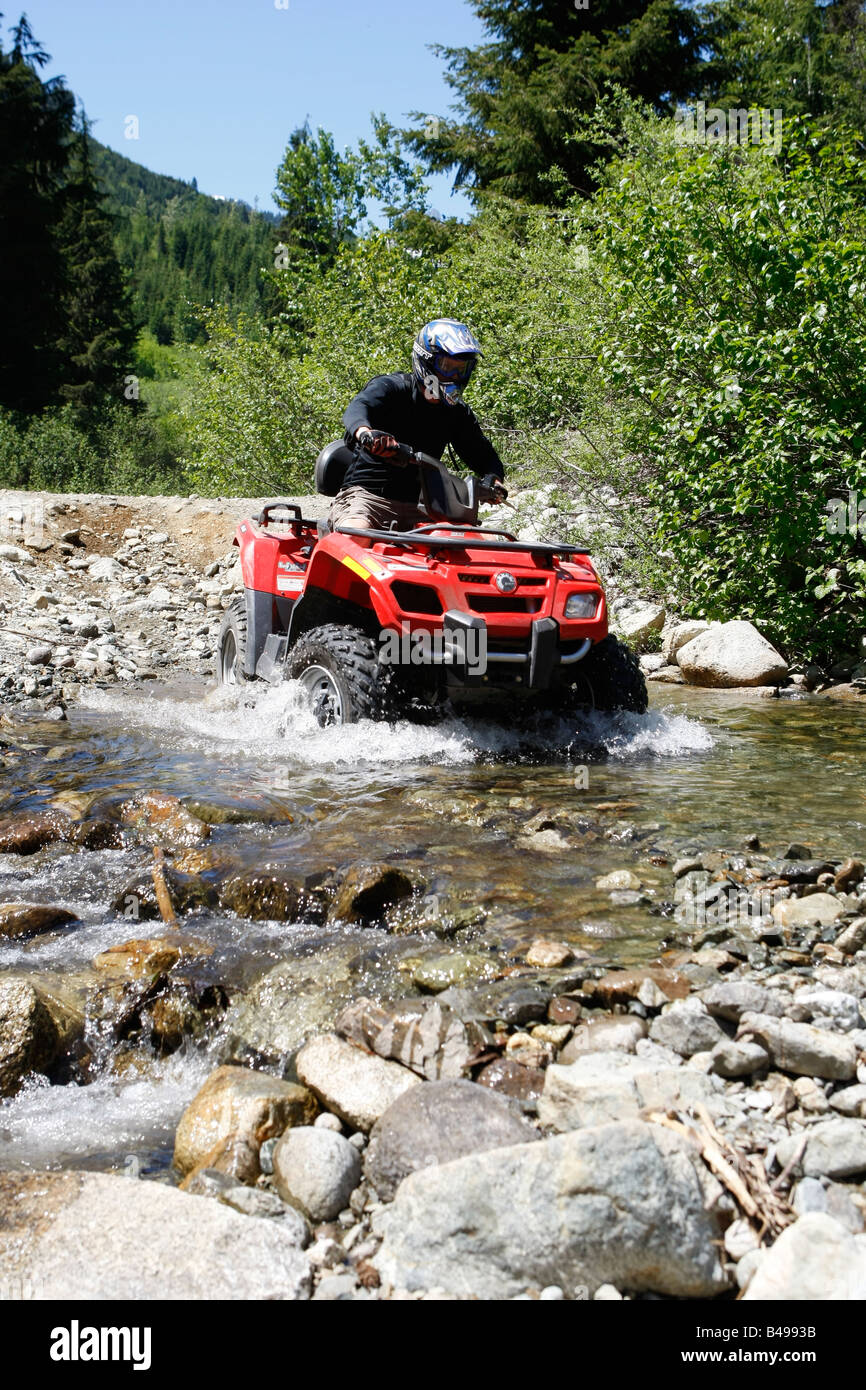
<box><xmin>565</xmin><ymin>590</ymin><xmax>599</xmax><ymax>619</ymax></box>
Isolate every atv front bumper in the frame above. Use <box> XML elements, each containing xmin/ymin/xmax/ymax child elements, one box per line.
<box><xmin>441</xmin><ymin>610</ymin><xmax>591</xmax><ymax>693</ymax></box>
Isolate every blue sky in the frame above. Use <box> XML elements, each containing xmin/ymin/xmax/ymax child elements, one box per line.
<box><xmin>17</xmin><ymin>0</ymin><xmax>487</xmax><ymax>218</ymax></box>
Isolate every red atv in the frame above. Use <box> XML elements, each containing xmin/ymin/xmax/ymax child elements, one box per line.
<box><xmin>215</xmin><ymin>440</ymin><xmax>647</xmax><ymax>725</ymax></box>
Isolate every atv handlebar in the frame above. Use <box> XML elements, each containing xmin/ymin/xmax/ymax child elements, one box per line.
<box><xmin>358</xmin><ymin>439</ymin><xmax>504</xmax><ymax>502</ymax></box>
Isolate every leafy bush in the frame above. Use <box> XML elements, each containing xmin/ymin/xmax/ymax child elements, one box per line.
<box><xmin>578</xmin><ymin>106</ymin><xmax>866</xmax><ymax>659</ymax></box>
<box><xmin>0</xmin><ymin>401</ymin><xmax>187</xmax><ymax>494</ymax></box>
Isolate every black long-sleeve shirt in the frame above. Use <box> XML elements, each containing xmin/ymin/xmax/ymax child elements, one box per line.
<box><xmin>341</xmin><ymin>372</ymin><xmax>504</xmax><ymax>503</ymax></box>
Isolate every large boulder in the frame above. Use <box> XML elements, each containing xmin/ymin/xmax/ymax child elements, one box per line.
<box><xmin>373</xmin><ymin>1120</ymin><xmax>729</xmax><ymax>1298</ymax></box>
<box><xmin>616</xmin><ymin>603</ymin><xmax>665</xmax><ymax>649</ymax></box>
<box><xmin>662</xmin><ymin>620</ymin><xmax>710</xmax><ymax>665</ymax></box>
<box><xmin>676</xmin><ymin>620</ymin><xmax>788</xmax><ymax>688</ymax></box>
<box><xmin>743</xmin><ymin>1214</ymin><xmax>866</xmax><ymax>1300</ymax></box>
<box><xmin>174</xmin><ymin>1064</ymin><xmax>317</xmax><ymax>1180</ymax></box>
<box><xmin>364</xmin><ymin>1078</ymin><xmax>537</xmax><ymax>1200</ymax></box>
<box><xmin>295</xmin><ymin>1033</ymin><xmax>420</xmax><ymax>1132</ymax></box>
<box><xmin>0</xmin><ymin>1171</ymin><xmax>310</xmax><ymax>1299</ymax></box>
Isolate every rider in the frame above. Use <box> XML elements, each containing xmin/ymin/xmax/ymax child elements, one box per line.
<box><xmin>330</xmin><ymin>318</ymin><xmax>508</xmax><ymax>533</ymax></box>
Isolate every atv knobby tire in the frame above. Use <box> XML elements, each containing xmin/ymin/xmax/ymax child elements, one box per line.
<box><xmin>562</xmin><ymin>634</ymin><xmax>648</xmax><ymax>714</ymax></box>
<box><xmin>288</xmin><ymin>624</ymin><xmax>387</xmax><ymax>726</ymax></box>
<box><xmin>216</xmin><ymin>597</ymin><xmax>250</xmax><ymax>684</ymax></box>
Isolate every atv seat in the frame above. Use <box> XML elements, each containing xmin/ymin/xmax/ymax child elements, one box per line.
<box><xmin>315</xmin><ymin>441</ymin><xmax>355</xmax><ymax>497</ymax></box>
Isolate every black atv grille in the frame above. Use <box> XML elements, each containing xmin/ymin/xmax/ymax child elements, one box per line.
<box><xmin>390</xmin><ymin>581</ymin><xmax>444</xmax><ymax>615</ymax></box>
<box><xmin>467</xmin><ymin>595</ymin><xmax>542</xmax><ymax>614</ymax></box>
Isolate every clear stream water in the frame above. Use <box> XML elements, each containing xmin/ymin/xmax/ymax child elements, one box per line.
<box><xmin>1</xmin><ymin>680</ymin><xmax>864</xmax><ymax>1174</ymax></box>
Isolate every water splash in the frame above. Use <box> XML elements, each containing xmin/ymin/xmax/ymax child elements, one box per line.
<box><xmin>79</xmin><ymin>682</ymin><xmax>714</xmax><ymax>769</ymax></box>
<box><xmin>0</xmin><ymin>1047</ymin><xmax>214</xmax><ymax>1172</ymax></box>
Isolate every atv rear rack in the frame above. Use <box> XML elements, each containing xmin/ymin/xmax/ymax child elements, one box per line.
<box><xmin>334</xmin><ymin>525</ymin><xmax>589</xmax><ymax>560</ymax></box>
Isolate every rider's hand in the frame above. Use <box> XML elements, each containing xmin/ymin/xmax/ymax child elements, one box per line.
<box><xmin>356</xmin><ymin>428</ymin><xmax>401</xmax><ymax>461</ymax></box>
<box><xmin>480</xmin><ymin>473</ymin><xmax>508</xmax><ymax>501</ymax></box>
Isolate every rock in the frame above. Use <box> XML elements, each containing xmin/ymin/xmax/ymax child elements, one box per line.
<box><xmin>836</xmin><ymin>917</ymin><xmax>866</xmax><ymax>955</ymax></box>
<box><xmin>525</xmin><ymin>938</ymin><xmax>573</xmax><ymax>968</ymax></box>
<box><xmin>762</xmin><ymin>858</ymin><xmax>834</xmax><ymax>881</ymax></box>
<box><xmin>587</xmin><ymin>967</ymin><xmax>690</xmax><ymax>1007</ymax></box>
<box><xmin>0</xmin><ymin>811</ymin><xmax>66</xmax><ymax>854</ymax></box>
<box><xmin>364</xmin><ymin>1078</ymin><xmax>537</xmax><ymax>1200</ymax></box>
<box><xmin>595</xmin><ymin>869</ymin><xmax>642</xmax><ymax>892</ymax></box>
<box><xmin>617</xmin><ymin>603</ymin><xmax>665</xmax><ymax>648</ymax></box>
<box><xmin>224</xmin><ymin>944</ymin><xmax>392</xmax><ymax>1067</ymax></box>
<box><xmin>174</xmin><ymin>1064</ymin><xmax>318</xmax><ymax>1179</ymax></box>
<box><xmin>476</xmin><ymin>1057</ymin><xmax>546</xmax><ymax>1103</ymax></box>
<box><xmin>724</xmin><ymin>1218</ymin><xmax>760</xmax><ymax>1260</ymax></box>
<box><xmin>537</xmin><ymin>1050</ymin><xmax>725</xmax><ymax>1131</ymax></box>
<box><xmin>646</xmin><ymin>664</ymin><xmax>684</xmax><ymax>683</ymax></box>
<box><xmin>314</xmin><ymin>1112</ymin><xmax>343</xmax><ymax>1132</ymax></box>
<box><xmin>701</xmin><ymin>980</ymin><xmax>788</xmax><ymax>1022</ymax></box>
<box><xmin>110</xmin><ymin>865</ymin><xmax>214</xmax><ymax>920</ymax></box>
<box><xmin>335</xmin><ymin>995</ymin><xmax>482</xmax><ymax>1080</ymax></box>
<box><xmin>0</xmin><ymin>1171</ymin><xmax>311</xmax><ymax>1299</ymax></box>
<box><xmin>790</xmin><ymin>987</ymin><xmax>862</xmax><ymax>1032</ymax></box>
<box><xmin>776</xmin><ymin>1119</ymin><xmax>866</xmax><ymax>1179</ymax></box>
<box><xmin>0</xmin><ymin>543</ymin><xmax>35</xmax><ymax>564</ymax></box>
<box><xmin>639</xmin><ymin>653</ymin><xmax>666</xmax><ymax>673</ymax></box>
<box><xmin>373</xmin><ymin>1120</ymin><xmax>728</xmax><ymax>1298</ymax></box>
<box><xmin>29</xmin><ymin>589</ymin><xmax>60</xmax><ymax>608</ymax></box>
<box><xmin>648</xmin><ymin>998</ymin><xmax>727</xmax><ymax>1057</ymax></box>
<box><xmin>330</xmin><ymin>863</ymin><xmax>414</xmax><ymax>923</ymax></box>
<box><xmin>411</xmin><ymin>952</ymin><xmax>497</xmax><ymax>993</ymax></box>
<box><xmin>435</xmin><ymin>978</ymin><xmax>552</xmax><ymax>1026</ymax></box>
<box><xmin>273</xmin><ymin>1127</ymin><xmax>361</xmax><ymax>1222</ymax></box>
<box><xmin>677</xmin><ymin>620</ymin><xmax>788</xmax><ymax>688</ymax></box>
<box><xmin>742</xmin><ymin>1213</ymin><xmax>866</xmax><ymax>1300</ymax></box>
<box><xmin>0</xmin><ymin>903</ymin><xmax>78</xmax><ymax>940</ymax></box>
<box><xmin>93</xmin><ymin>938</ymin><xmax>182</xmax><ymax>980</ymax></box>
<box><xmin>559</xmin><ymin>1015</ymin><xmax>647</xmax><ymax>1063</ymax></box>
<box><xmin>89</xmin><ymin>556</ymin><xmax>124</xmax><ymax>582</ymax></box>
<box><xmin>120</xmin><ymin>791</ymin><xmax>210</xmax><ymax>849</ymax></box>
<box><xmin>218</xmin><ymin>869</ymin><xmax>325</xmax><ymax>923</ymax></box>
<box><xmin>711</xmin><ymin>1038</ymin><xmax>769</xmax><ymax>1077</ymax></box>
<box><xmin>295</xmin><ymin>1033</ymin><xmax>420</xmax><ymax>1132</ymax></box>
<box><xmin>829</xmin><ymin>1083</ymin><xmax>866</xmax><ymax>1117</ymax></box>
<box><xmin>0</xmin><ymin>976</ymin><xmax>64</xmax><ymax>1097</ymax></box>
<box><xmin>738</xmin><ymin>1012</ymin><xmax>857</xmax><ymax>1081</ymax></box>
<box><xmin>26</xmin><ymin>644</ymin><xmax>53</xmax><ymax>665</ymax></box>
<box><xmin>833</xmin><ymin>858</ymin><xmax>865</xmax><ymax>893</ymax></box>
<box><xmin>772</xmin><ymin>894</ymin><xmax>844</xmax><ymax>928</ymax></box>
<box><xmin>662</xmin><ymin>620</ymin><xmax>710</xmax><ymax>665</ymax></box>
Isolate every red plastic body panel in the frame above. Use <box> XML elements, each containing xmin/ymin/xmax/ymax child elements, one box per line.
<box><xmin>234</xmin><ymin>518</ymin><xmax>608</xmax><ymax>647</ymax></box>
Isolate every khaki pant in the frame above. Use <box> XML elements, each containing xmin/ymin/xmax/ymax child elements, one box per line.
<box><xmin>328</xmin><ymin>486</ymin><xmax>427</xmax><ymax>534</ymax></box>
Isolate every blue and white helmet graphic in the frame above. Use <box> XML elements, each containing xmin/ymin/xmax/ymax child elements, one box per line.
<box><xmin>412</xmin><ymin>318</ymin><xmax>483</xmax><ymax>404</ymax></box>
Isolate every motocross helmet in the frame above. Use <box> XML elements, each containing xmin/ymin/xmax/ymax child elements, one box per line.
<box><xmin>412</xmin><ymin>318</ymin><xmax>482</xmax><ymax>404</ymax></box>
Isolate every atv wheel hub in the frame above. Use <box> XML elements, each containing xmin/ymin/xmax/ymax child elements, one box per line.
<box><xmin>296</xmin><ymin>664</ymin><xmax>344</xmax><ymax>725</ymax></box>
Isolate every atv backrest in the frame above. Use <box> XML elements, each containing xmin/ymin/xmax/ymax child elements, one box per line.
<box><xmin>314</xmin><ymin>441</ymin><xmax>355</xmax><ymax>497</ymax></box>
<box><xmin>419</xmin><ymin>456</ymin><xmax>480</xmax><ymax>526</ymax></box>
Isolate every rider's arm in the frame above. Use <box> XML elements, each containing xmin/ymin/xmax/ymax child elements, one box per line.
<box><xmin>342</xmin><ymin>374</ymin><xmax>401</xmax><ymax>446</ymax></box>
<box><xmin>448</xmin><ymin>403</ymin><xmax>505</xmax><ymax>482</ymax></box>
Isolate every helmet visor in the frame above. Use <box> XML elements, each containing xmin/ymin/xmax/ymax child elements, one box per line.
<box><xmin>433</xmin><ymin>353</ymin><xmax>477</xmax><ymax>385</ymax></box>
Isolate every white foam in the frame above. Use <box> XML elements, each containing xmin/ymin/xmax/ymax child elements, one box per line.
<box><xmin>78</xmin><ymin>683</ymin><xmax>714</xmax><ymax>768</ymax></box>
<box><xmin>0</xmin><ymin>1048</ymin><xmax>213</xmax><ymax>1171</ymax></box>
